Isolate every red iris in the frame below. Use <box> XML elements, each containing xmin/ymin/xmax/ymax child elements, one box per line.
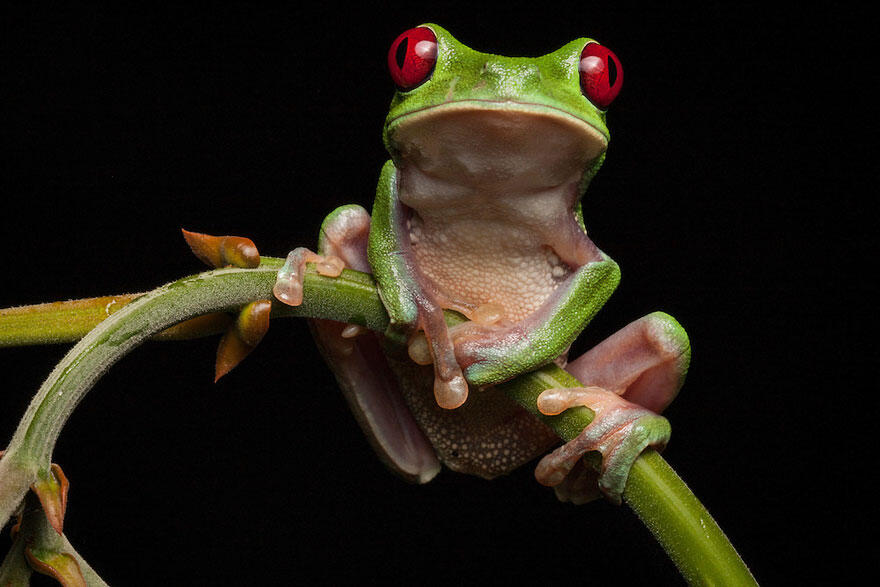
<box><xmin>579</xmin><ymin>43</ymin><xmax>623</xmax><ymax>109</ymax></box>
<box><xmin>388</xmin><ymin>27</ymin><xmax>438</xmax><ymax>90</ymax></box>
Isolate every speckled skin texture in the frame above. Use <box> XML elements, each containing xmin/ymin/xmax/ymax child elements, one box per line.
<box><xmin>384</xmin><ymin>348</ymin><xmax>560</xmax><ymax>479</ymax></box>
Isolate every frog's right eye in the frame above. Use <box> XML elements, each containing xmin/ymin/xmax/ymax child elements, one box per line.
<box><xmin>579</xmin><ymin>43</ymin><xmax>623</xmax><ymax>109</ymax></box>
<box><xmin>388</xmin><ymin>27</ymin><xmax>438</xmax><ymax>90</ymax></box>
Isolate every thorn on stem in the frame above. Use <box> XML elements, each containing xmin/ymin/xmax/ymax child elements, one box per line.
<box><xmin>214</xmin><ymin>299</ymin><xmax>272</xmax><ymax>381</ymax></box>
<box><xmin>30</xmin><ymin>463</ymin><xmax>69</xmax><ymax>535</ymax></box>
<box><xmin>181</xmin><ymin>229</ymin><xmax>260</xmax><ymax>269</ymax></box>
<box><xmin>25</xmin><ymin>545</ymin><xmax>87</xmax><ymax>587</ymax></box>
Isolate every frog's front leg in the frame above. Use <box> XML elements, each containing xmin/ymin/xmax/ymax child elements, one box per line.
<box><xmin>273</xmin><ymin>249</ymin><xmax>346</xmax><ymax>306</ymax></box>
<box><xmin>536</xmin><ymin>312</ymin><xmax>690</xmax><ymax>504</ymax></box>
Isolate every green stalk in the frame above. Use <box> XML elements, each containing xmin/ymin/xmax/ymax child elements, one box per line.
<box><xmin>498</xmin><ymin>366</ymin><xmax>757</xmax><ymax>585</ymax></box>
<box><xmin>0</xmin><ymin>258</ymin><xmax>387</xmax><ymax>347</ymax></box>
<box><xmin>0</xmin><ymin>258</ymin><xmax>387</xmax><ymax>528</ymax></box>
<box><xmin>0</xmin><ymin>260</ymin><xmax>754</xmax><ymax>584</ymax></box>
<box><xmin>0</xmin><ymin>295</ymin><xmax>142</xmax><ymax>346</ymax></box>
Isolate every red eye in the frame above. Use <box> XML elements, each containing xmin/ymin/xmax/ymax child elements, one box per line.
<box><xmin>579</xmin><ymin>43</ymin><xmax>623</xmax><ymax>109</ymax></box>
<box><xmin>388</xmin><ymin>27</ymin><xmax>438</xmax><ymax>90</ymax></box>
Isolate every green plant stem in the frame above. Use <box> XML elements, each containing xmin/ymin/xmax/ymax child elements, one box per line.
<box><xmin>0</xmin><ymin>258</ymin><xmax>387</xmax><ymax>347</ymax></box>
<box><xmin>498</xmin><ymin>366</ymin><xmax>757</xmax><ymax>585</ymax></box>
<box><xmin>0</xmin><ymin>257</ymin><xmax>386</xmax><ymax>529</ymax></box>
<box><xmin>0</xmin><ymin>294</ymin><xmax>142</xmax><ymax>346</ymax></box>
<box><xmin>0</xmin><ymin>259</ymin><xmax>755</xmax><ymax>585</ymax></box>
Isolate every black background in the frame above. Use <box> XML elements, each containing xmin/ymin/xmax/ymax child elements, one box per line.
<box><xmin>1</xmin><ymin>3</ymin><xmax>872</xmax><ymax>585</ymax></box>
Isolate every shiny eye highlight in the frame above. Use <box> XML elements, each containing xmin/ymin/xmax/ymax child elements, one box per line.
<box><xmin>579</xmin><ymin>43</ymin><xmax>623</xmax><ymax>109</ymax></box>
<box><xmin>388</xmin><ymin>27</ymin><xmax>438</xmax><ymax>90</ymax></box>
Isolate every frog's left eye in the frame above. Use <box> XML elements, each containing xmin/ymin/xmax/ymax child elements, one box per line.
<box><xmin>388</xmin><ymin>27</ymin><xmax>438</xmax><ymax>90</ymax></box>
<box><xmin>579</xmin><ymin>43</ymin><xmax>623</xmax><ymax>109</ymax></box>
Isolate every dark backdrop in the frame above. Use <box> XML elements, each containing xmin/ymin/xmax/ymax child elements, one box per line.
<box><xmin>1</xmin><ymin>4</ymin><xmax>871</xmax><ymax>585</ymax></box>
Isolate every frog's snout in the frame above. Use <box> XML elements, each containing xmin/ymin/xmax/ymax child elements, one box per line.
<box><xmin>480</xmin><ymin>61</ymin><xmax>542</xmax><ymax>97</ymax></box>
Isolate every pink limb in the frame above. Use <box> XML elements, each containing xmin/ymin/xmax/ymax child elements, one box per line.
<box><xmin>535</xmin><ymin>312</ymin><xmax>689</xmax><ymax>503</ymax></box>
<box><xmin>304</xmin><ymin>205</ymin><xmax>442</xmax><ymax>482</ymax></box>
<box><xmin>534</xmin><ymin>386</ymin><xmax>669</xmax><ymax>504</ymax></box>
<box><xmin>273</xmin><ymin>247</ymin><xmax>344</xmax><ymax>307</ymax></box>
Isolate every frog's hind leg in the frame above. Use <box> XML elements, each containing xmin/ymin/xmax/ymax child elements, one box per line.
<box><xmin>535</xmin><ymin>311</ymin><xmax>690</xmax><ymax>503</ymax></box>
<box><xmin>304</xmin><ymin>205</ymin><xmax>441</xmax><ymax>483</ymax></box>
<box><xmin>564</xmin><ymin>311</ymin><xmax>690</xmax><ymax>413</ymax></box>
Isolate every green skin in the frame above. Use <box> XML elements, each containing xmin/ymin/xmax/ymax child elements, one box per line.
<box><xmin>278</xmin><ymin>24</ymin><xmax>690</xmax><ymax>502</ymax></box>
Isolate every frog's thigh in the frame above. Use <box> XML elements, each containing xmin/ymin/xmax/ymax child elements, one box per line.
<box><xmin>312</xmin><ymin>322</ymin><xmax>441</xmax><ymax>483</ymax></box>
<box><xmin>565</xmin><ymin>311</ymin><xmax>691</xmax><ymax>413</ymax></box>
<box><xmin>310</xmin><ymin>205</ymin><xmax>441</xmax><ymax>483</ymax></box>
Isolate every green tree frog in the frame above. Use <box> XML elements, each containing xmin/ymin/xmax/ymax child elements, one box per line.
<box><xmin>274</xmin><ymin>24</ymin><xmax>690</xmax><ymax>503</ymax></box>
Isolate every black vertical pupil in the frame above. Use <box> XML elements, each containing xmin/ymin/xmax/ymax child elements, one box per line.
<box><xmin>607</xmin><ymin>56</ymin><xmax>617</xmax><ymax>87</ymax></box>
<box><xmin>396</xmin><ymin>37</ymin><xmax>409</xmax><ymax>70</ymax></box>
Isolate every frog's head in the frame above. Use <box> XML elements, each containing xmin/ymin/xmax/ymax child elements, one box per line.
<box><xmin>384</xmin><ymin>23</ymin><xmax>622</xmax><ymax>181</ymax></box>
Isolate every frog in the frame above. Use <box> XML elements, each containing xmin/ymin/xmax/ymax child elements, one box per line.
<box><xmin>273</xmin><ymin>24</ymin><xmax>691</xmax><ymax>504</ymax></box>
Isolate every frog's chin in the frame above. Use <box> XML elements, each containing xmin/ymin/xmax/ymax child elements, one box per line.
<box><xmin>390</xmin><ymin>102</ymin><xmax>606</xmax><ymax>339</ymax></box>
<box><xmin>388</xmin><ymin>101</ymin><xmax>606</xmax><ymax>200</ymax></box>
<box><xmin>386</xmin><ymin>99</ymin><xmax>609</xmax><ymax>154</ymax></box>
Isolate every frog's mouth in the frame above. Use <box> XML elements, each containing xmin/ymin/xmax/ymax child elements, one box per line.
<box><xmin>388</xmin><ymin>102</ymin><xmax>609</xmax><ymax>342</ymax></box>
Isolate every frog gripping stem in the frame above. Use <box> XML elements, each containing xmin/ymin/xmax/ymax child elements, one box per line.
<box><xmin>273</xmin><ymin>247</ymin><xmax>345</xmax><ymax>307</ymax></box>
<box><xmin>534</xmin><ymin>387</ymin><xmax>671</xmax><ymax>504</ymax></box>
<box><xmin>420</xmin><ymin>303</ymin><xmax>469</xmax><ymax>410</ymax></box>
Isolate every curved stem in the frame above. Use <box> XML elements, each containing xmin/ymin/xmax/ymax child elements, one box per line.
<box><xmin>498</xmin><ymin>366</ymin><xmax>757</xmax><ymax>585</ymax></box>
<box><xmin>625</xmin><ymin>451</ymin><xmax>755</xmax><ymax>585</ymax></box>
<box><xmin>1</xmin><ymin>258</ymin><xmax>387</xmax><ymax>527</ymax></box>
<box><xmin>1</xmin><ymin>260</ymin><xmax>754</xmax><ymax>585</ymax></box>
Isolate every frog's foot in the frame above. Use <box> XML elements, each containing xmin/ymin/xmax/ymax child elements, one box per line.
<box><xmin>301</xmin><ymin>205</ymin><xmax>374</xmax><ymax>350</ymax></box>
<box><xmin>415</xmin><ymin>303</ymin><xmax>510</xmax><ymax>410</ymax></box>
<box><xmin>534</xmin><ymin>386</ymin><xmax>670</xmax><ymax>504</ymax></box>
<box><xmin>564</xmin><ymin>312</ymin><xmax>691</xmax><ymax>413</ymax></box>
<box><xmin>414</xmin><ymin>303</ymin><xmax>470</xmax><ymax>410</ymax></box>
<box><xmin>535</xmin><ymin>312</ymin><xmax>689</xmax><ymax>503</ymax></box>
<box><xmin>273</xmin><ymin>247</ymin><xmax>345</xmax><ymax>307</ymax></box>
<box><xmin>399</xmin><ymin>310</ymin><xmax>473</xmax><ymax>410</ymax></box>
<box><xmin>274</xmin><ymin>203</ymin><xmax>368</xmax><ymax>308</ymax></box>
